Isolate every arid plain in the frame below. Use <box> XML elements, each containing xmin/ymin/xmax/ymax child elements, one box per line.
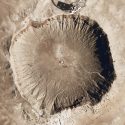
<box><xmin>0</xmin><ymin>0</ymin><xmax>125</xmax><ymax>125</ymax></box>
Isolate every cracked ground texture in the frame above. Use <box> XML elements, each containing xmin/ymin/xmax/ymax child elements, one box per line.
<box><xmin>0</xmin><ymin>0</ymin><xmax>125</xmax><ymax>125</ymax></box>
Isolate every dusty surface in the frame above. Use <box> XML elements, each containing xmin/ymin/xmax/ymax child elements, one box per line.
<box><xmin>0</xmin><ymin>0</ymin><xmax>125</xmax><ymax>125</ymax></box>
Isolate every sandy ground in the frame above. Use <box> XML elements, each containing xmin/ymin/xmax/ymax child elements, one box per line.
<box><xmin>0</xmin><ymin>0</ymin><xmax>125</xmax><ymax>125</ymax></box>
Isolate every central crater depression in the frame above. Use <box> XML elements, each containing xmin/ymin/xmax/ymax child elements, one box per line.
<box><xmin>9</xmin><ymin>14</ymin><xmax>115</xmax><ymax>115</ymax></box>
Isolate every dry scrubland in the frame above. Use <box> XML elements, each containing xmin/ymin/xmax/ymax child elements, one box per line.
<box><xmin>0</xmin><ymin>0</ymin><xmax>125</xmax><ymax>125</ymax></box>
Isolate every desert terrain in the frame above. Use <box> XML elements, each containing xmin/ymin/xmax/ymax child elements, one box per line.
<box><xmin>0</xmin><ymin>0</ymin><xmax>125</xmax><ymax>125</ymax></box>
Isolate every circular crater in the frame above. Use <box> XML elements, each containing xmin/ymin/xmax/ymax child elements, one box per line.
<box><xmin>9</xmin><ymin>14</ymin><xmax>115</xmax><ymax>115</ymax></box>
